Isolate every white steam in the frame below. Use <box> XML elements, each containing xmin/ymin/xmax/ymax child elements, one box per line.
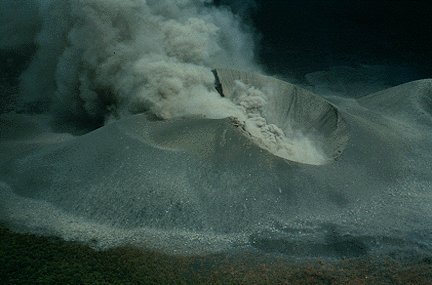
<box><xmin>229</xmin><ymin>80</ymin><xmax>327</xmax><ymax>164</ymax></box>
<box><xmin>12</xmin><ymin>0</ymin><xmax>258</xmax><ymax>123</ymax></box>
<box><xmin>2</xmin><ymin>0</ymin><xmax>328</xmax><ymax>164</ymax></box>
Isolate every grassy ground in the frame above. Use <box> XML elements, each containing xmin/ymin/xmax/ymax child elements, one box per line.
<box><xmin>1</xmin><ymin>225</ymin><xmax>432</xmax><ymax>284</ymax></box>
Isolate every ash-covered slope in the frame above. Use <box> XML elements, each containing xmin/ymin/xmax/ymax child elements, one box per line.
<box><xmin>358</xmin><ymin>79</ymin><xmax>432</xmax><ymax>124</ymax></box>
<box><xmin>214</xmin><ymin>68</ymin><xmax>349</xmax><ymax>164</ymax></box>
<box><xmin>1</xmin><ymin>77</ymin><xmax>432</xmax><ymax>258</ymax></box>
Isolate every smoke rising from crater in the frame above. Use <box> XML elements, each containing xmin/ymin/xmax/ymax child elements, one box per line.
<box><xmin>2</xmin><ymin>1</ymin><xmax>432</xmax><ymax>259</ymax></box>
<box><xmin>2</xmin><ymin>0</ymin><xmax>331</xmax><ymax>164</ymax></box>
<box><xmin>3</xmin><ymin>0</ymin><xmax>259</xmax><ymax>125</ymax></box>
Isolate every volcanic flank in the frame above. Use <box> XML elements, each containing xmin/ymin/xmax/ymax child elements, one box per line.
<box><xmin>1</xmin><ymin>0</ymin><xmax>432</xmax><ymax>263</ymax></box>
<box><xmin>1</xmin><ymin>74</ymin><xmax>432</xmax><ymax>258</ymax></box>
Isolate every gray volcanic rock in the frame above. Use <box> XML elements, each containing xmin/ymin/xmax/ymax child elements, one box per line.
<box><xmin>214</xmin><ymin>68</ymin><xmax>349</xmax><ymax>163</ymax></box>
<box><xmin>1</xmin><ymin>74</ymin><xmax>432</xmax><ymax>258</ymax></box>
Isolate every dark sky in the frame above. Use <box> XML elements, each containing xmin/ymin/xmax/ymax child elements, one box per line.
<box><xmin>222</xmin><ymin>0</ymin><xmax>432</xmax><ymax>81</ymax></box>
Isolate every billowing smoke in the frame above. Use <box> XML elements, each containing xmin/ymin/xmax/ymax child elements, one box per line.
<box><xmin>2</xmin><ymin>0</ymin><xmax>259</xmax><ymax>127</ymax></box>
<box><xmin>1</xmin><ymin>0</ymin><xmax>336</xmax><ymax>165</ymax></box>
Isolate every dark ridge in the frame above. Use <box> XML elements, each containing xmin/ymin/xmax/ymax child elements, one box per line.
<box><xmin>212</xmin><ymin>69</ymin><xmax>224</xmax><ymax>97</ymax></box>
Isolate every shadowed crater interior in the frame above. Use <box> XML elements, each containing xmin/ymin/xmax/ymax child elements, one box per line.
<box><xmin>213</xmin><ymin>68</ymin><xmax>349</xmax><ymax>165</ymax></box>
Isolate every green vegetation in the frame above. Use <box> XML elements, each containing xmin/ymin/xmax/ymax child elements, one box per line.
<box><xmin>1</xmin><ymin>225</ymin><xmax>432</xmax><ymax>284</ymax></box>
